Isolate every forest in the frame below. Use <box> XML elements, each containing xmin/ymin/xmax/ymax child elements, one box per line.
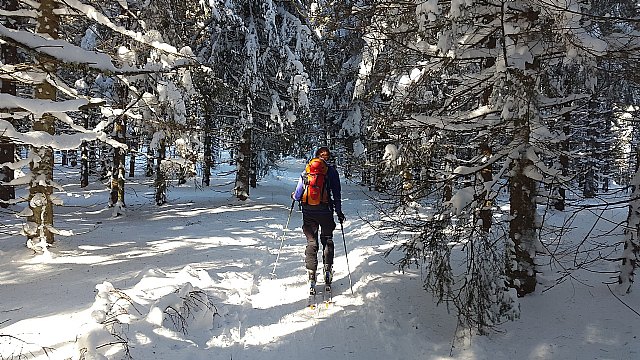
<box><xmin>1</xmin><ymin>0</ymin><xmax>640</xmax><ymax>335</ymax></box>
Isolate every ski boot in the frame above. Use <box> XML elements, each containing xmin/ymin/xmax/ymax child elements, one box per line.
<box><xmin>323</xmin><ymin>264</ymin><xmax>333</xmax><ymax>291</ymax></box>
<box><xmin>308</xmin><ymin>270</ymin><xmax>317</xmax><ymax>295</ymax></box>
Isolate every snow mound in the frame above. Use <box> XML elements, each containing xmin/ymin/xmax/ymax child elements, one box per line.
<box><xmin>75</xmin><ymin>266</ymin><xmax>220</xmax><ymax>360</ymax></box>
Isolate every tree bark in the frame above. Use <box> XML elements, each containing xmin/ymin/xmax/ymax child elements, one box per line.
<box><xmin>89</xmin><ymin>140</ymin><xmax>97</xmax><ymax>178</ymax></box>
<box><xmin>554</xmin><ymin>114</ymin><xmax>570</xmax><ymax>211</ymax></box>
<box><xmin>145</xmin><ymin>140</ymin><xmax>154</xmax><ymax>177</ymax></box>
<box><xmin>0</xmin><ymin>138</ymin><xmax>14</xmax><ymax>208</ymax></box>
<box><xmin>582</xmin><ymin>101</ymin><xmax>598</xmax><ymax>198</ymax></box>
<box><xmin>506</xmin><ymin>136</ymin><xmax>538</xmax><ymax>297</ymax></box>
<box><xmin>442</xmin><ymin>145</ymin><xmax>453</xmax><ymax>202</ymax></box>
<box><xmin>0</xmin><ymin>0</ymin><xmax>18</xmax><ymax>207</ymax></box>
<box><xmin>128</xmin><ymin>135</ymin><xmax>136</xmax><ymax>178</ymax></box>
<box><xmin>109</xmin><ymin>116</ymin><xmax>126</xmax><ymax>214</ymax></box>
<box><xmin>618</xmin><ymin>145</ymin><xmax>640</xmax><ymax>293</ymax></box>
<box><xmin>249</xmin><ymin>150</ymin><xmax>257</xmax><ymax>188</ymax></box>
<box><xmin>234</xmin><ymin>127</ymin><xmax>251</xmax><ymax>200</ymax></box>
<box><xmin>81</xmin><ymin>140</ymin><xmax>89</xmax><ymax>187</ymax></box>
<box><xmin>478</xmin><ymin>143</ymin><xmax>492</xmax><ymax>233</ymax></box>
<box><xmin>503</xmin><ymin>52</ymin><xmax>540</xmax><ymax>296</ymax></box>
<box><xmin>80</xmin><ymin>116</ymin><xmax>89</xmax><ymax>187</ymax></box>
<box><xmin>154</xmin><ymin>138</ymin><xmax>167</xmax><ymax>205</ymax></box>
<box><xmin>28</xmin><ymin>0</ymin><xmax>58</xmax><ymax>245</ymax></box>
<box><xmin>202</xmin><ymin>128</ymin><xmax>212</xmax><ymax>186</ymax></box>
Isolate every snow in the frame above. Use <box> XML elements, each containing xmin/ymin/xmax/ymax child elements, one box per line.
<box><xmin>341</xmin><ymin>104</ymin><xmax>362</xmax><ymax>137</ymax></box>
<box><xmin>353</xmin><ymin>139</ymin><xmax>366</xmax><ymax>157</ymax></box>
<box><xmin>353</xmin><ymin>31</ymin><xmax>386</xmax><ymax>100</ymax></box>
<box><xmin>1</xmin><ymin>157</ymin><xmax>639</xmax><ymax>360</ymax></box>
<box><xmin>382</xmin><ymin>144</ymin><xmax>399</xmax><ymax>169</ymax></box>
<box><xmin>416</xmin><ymin>0</ymin><xmax>440</xmax><ymax>26</ymax></box>
<box><xmin>445</xmin><ymin>185</ymin><xmax>475</xmax><ymax>215</ymax></box>
<box><xmin>0</xmin><ymin>118</ymin><xmax>117</xmax><ymax>151</ymax></box>
<box><xmin>0</xmin><ymin>23</ymin><xmax>118</xmax><ymax>72</ymax></box>
<box><xmin>0</xmin><ymin>95</ymin><xmax>89</xmax><ymax>118</ymax></box>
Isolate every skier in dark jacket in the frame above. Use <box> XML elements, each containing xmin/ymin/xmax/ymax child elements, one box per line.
<box><xmin>292</xmin><ymin>147</ymin><xmax>345</xmax><ymax>293</ymax></box>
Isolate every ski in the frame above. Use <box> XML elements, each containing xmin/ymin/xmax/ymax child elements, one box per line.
<box><xmin>306</xmin><ymin>285</ymin><xmax>334</xmax><ymax>312</ymax></box>
<box><xmin>322</xmin><ymin>284</ymin><xmax>333</xmax><ymax>308</ymax></box>
<box><xmin>308</xmin><ymin>296</ymin><xmax>317</xmax><ymax>309</ymax></box>
<box><xmin>305</xmin><ymin>270</ymin><xmax>334</xmax><ymax>310</ymax></box>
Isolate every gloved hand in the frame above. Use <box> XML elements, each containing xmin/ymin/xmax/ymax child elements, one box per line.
<box><xmin>337</xmin><ymin>211</ymin><xmax>345</xmax><ymax>223</ymax></box>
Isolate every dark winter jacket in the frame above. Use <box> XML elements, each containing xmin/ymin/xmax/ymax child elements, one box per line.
<box><xmin>292</xmin><ymin>161</ymin><xmax>342</xmax><ymax>215</ymax></box>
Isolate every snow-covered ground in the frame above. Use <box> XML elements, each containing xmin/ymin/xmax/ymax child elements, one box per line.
<box><xmin>1</xmin><ymin>156</ymin><xmax>638</xmax><ymax>360</ymax></box>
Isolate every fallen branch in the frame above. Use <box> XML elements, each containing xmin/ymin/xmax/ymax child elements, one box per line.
<box><xmin>607</xmin><ymin>284</ymin><xmax>640</xmax><ymax>317</ymax></box>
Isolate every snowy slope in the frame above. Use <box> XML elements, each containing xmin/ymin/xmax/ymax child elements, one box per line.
<box><xmin>0</xmin><ymin>157</ymin><xmax>638</xmax><ymax>360</ymax></box>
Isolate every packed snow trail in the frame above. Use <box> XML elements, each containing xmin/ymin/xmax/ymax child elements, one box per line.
<box><xmin>202</xmin><ymin>159</ymin><xmax>455</xmax><ymax>360</ymax></box>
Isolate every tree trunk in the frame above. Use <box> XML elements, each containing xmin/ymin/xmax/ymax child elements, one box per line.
<box><xmin>363</xmin><ymin>139</ymin><xmax>373</xmax><ymax>189</ymax></box>
<box><xmin>583</xmin><ymin>167</ymin><xmax>596</xmax><ymax>198</ymax></box>
<box><xmin>128</xmin><ymin>150</ymin><xmax>135</xmax><ymax>178</ymax></box>
<box><xmin>146</xmin><ymin>140</ymin><xmax>154</xmax><ymax>177</ymax></box>
<box><xmin>109</xmin><ymin>117</ymin><xmax>126</xmax><ymax>215</ymax></box>
<box><xmin>582</xmin><ymin>101</ymin><xmax>598</xmax><ymax>198</ymax></box>
<box><xmin>0</xmin><ymin>138</ymin><xmax>14</xmax><ymax>208</ymax></box>
<box><xmin>618</xmin><ymin>146</ymin><xmax>640</xmax><ymax>293</ymax></box>
<box><xmin>601</xmin><ymin>112</ymin><xmax>612</xmax><ymax>192</ymax></box>
<box><xmin>442</xmin><ymin>145</ymin><xmax>453</xmax><ymax>202</ymax></box>
<box><xmin>202</xmin><ymin>130</ymin><xmax>212</xmax><ymax>186</ymax></box>
<box><xmin>128</xmin><ymin>136</ymin><xmax>136</xmax><ymax>178</ymax></box>
<box><xmin>249</xmin><ymin>150</ymin><xmax>257</xmax><ymax>188</ymax></box>
<box><xmin>81</xmin><ymin>140</ymin><xmax>89</xmax><ymax>187</ymax></box>
<box><xmin>0</xmin><ymin>0</ymin><xmax>18</xmax><ymax>207</ymax></box>
<box><xmin>28</xmin><ymin>0</ymin><xmax>58</xmax><ymax>245</ymax></box>
<box><xmin>504</xmin><ymin>62</ymin><xmax>540</xmax><ymax>297</ymax></box>
<box><xmin>69</xmin><ymin>150</ymin><xmax>77</xmax><ymax>167</ymax></box>
<box><xmin>234</xmin><ymin>127</ymin><xmax>251</xmax><ymax>200</ymax></box>
<box><xmin>506</xmin><ymin>147</ymin><xmax>538</xmax><ymax>297</ymax></box>
<box><xmin>374</xmin><ymin>140</ymin><xmax>387</xmax><ymax>192</ymax></box>
<box><xmin>554</xmin><ymin>114</ymin><xmax>570</xmax><ymax>211</ymax></box>
<box><xmin>478</xmin><ymin>143</ymin><xmax>492</xmax><ymax>233</ymax></box>
<box><xmin>477</xmin><ymin>53</ymin><xmax>494</xmax><ymax>229</ymax></box>
<box><xmin>400</xmin><ymin>169</ymin><xmax>413</xmax><ymax>205</ymax></box>
<box><xmin>80</xmin><ymin>115</ymin><xmax>89</xmax><ymax>187</ymax></box>
<box><xmin>154</xmin><ymin>138</ymin><xmax>167</xmax><ymax>205</ymax></box>
<box><xmin>99</xmin><ymin>152</ymin><xmax>109</xmax><ymax>181</ymax></box>
<box><xmin>89</xmin><ymin>140</ymin><xmax>97</xmax><ymax>178</ymax></box>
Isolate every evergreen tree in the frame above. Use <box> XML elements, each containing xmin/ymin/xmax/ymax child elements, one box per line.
<box><xmin>335</xmin><ymin>0</ymin><xmax>640</xmax><ymax>330</ymax></box>
<box><xmin>197</xmin><ymin>0</ymin><xmax>320</xmax><ymax>200</ymax></box>
<box><xmin>0</xmin><ymin>0</ymin><xmax>194</xmax><ymax>246</ymax></box>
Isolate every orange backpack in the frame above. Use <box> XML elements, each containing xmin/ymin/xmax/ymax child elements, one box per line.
<box><xmin>302</xmin><ymin>158</ymin><xmax>329</xmax><ymax>205</ymax></box>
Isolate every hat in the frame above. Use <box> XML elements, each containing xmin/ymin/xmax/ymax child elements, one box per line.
<box><xmin>315</xmin><ymin>146</ymin><xmax>331</xmax><ymax>157</ymax></box>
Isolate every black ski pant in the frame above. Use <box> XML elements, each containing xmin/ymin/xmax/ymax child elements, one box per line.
<box><xmin>302</xmin><ymin>211</ymin><xmax>336</xmax><ymax>272</ymax></box>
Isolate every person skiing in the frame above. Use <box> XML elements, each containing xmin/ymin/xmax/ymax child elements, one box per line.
<box><xmin>292</xmin><ymin>146</ymin><xmax>345</xmax><ymax>294</ymax></box>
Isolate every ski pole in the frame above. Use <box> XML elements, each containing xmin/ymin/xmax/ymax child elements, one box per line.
<box><xmin>271</xmin><ymin>199</ymin><xmax>295</xmax><ymax>278</ymax></box>
<box><xmin>341</xmin><ymin>221</ymin><xmax>354</xmax><ymax>294</ymax></box>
